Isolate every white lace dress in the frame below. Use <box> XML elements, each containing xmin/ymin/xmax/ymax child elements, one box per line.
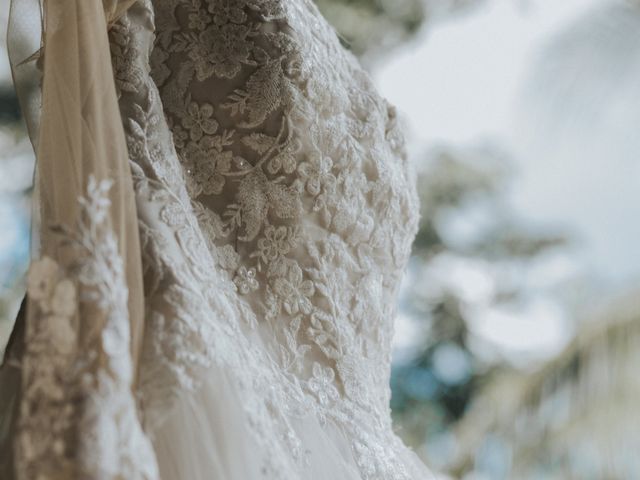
<box><xmin>0</xmin><ymin>1</ymin><xmax>433</xmax><ymax>479</ymax></box>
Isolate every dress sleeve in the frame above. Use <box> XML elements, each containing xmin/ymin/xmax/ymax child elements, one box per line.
<box><xmin>7</xmin><ymin>0</ymin><xmax>158</xmax><ymax>478</ymax></box>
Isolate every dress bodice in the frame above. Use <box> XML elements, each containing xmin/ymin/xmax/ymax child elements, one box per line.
<box><xmin>109</xmin><ymin>0</ymin><xmax>425</xmax><ymax>477</ymax></box>
<box><xmin>1</xmin><ymin>1</ymin><xmax>430</xmax><ymax>478</ymax></box>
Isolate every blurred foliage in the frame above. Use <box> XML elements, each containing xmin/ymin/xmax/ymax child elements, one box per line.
<box><xmin>314</xmin><ymin>0</ymin><xmax>426</xmax><ymax>59</ymax></box>
<box><xmin>314</xmin><ymin>0</ymin><xmax>484</xmax><ymax>61</ymax></box>
<box><xmin>390</xmin><ymin>146</ymin><xmax>568</xmax><ymax>472</ymax></box>
<box><xmin>451</xmin><ymin>293</ymin><xmax>640</xmax><ymax>479</ymax></box>
<box><xmin>0</xmin><ymin>88</ymin><xmax>21</xmax><ymax>124</ymax></box>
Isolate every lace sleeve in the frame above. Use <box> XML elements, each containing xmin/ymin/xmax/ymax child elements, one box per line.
<box><xmin>8</xmin><ymin>0</ymin><xmax>158</xmax><ymax>478</ymax></box>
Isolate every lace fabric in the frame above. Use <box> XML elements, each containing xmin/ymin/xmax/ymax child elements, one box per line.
<box><xmin>1</xmin><ymin>1</ymin><xmax>433</xmax><ymax>479</ymax></box>
<box><xmin>3</xmin><ymin>2</ymin><xmax>157</xmax><ymax>478</ymax></box>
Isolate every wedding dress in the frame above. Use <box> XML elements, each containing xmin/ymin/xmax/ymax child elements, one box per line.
<box><xmin>0</xmin><ymin>1</ymin><xmax>434</xmax><ymax>479</ymax></box>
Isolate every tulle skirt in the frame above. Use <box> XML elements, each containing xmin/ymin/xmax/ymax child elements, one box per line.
<box><xmin>152</xmin><ymin>363</ymin><xmax>434</xmax><ymax>480</ymax></box>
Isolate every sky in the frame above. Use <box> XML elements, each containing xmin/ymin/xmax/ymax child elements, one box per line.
<box><xmin>375</xmin><ymin>0</ymin><xmax>603</xmax><ymax>145</ymax></box>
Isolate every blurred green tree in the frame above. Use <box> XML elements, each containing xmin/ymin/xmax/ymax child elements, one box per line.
<box><xmin>390</xmin><ymin>145</ymin><xmax>568</xmax><ymax>470</ymax></box>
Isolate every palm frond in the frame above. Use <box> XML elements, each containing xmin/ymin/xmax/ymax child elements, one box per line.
<box><xmin>450</xmin><ymin>291</ymin><xmax>640</xmax><ymax>478</ymax></box>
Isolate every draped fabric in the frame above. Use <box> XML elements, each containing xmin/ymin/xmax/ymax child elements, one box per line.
<box><xmin>2</xmin><ymin>0</ymin><xmax>157</xmax><ymax>478</ymax></box>
<box><xmin>1</xmin><ymin>1</ymin><xmax>434</xmax><ymax>479</ymax></box>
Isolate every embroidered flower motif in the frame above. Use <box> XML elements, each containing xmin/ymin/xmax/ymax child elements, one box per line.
<box><xmin>256</xmin><ymin>225</ymin><xmax>291</xmax><ymax>264</ymax></box>
<box><xmin>27</xmin><ymin>257</ymin><xmax>78</xmax><ymax>355</ymax></box>
<box><xmin>50</xmin><ymin>280</ymin><xmax>77</xmax><ymax>317</ymax></box>
<box><xmin>267</xmin><ymin>137</ymin><xmax>301</xmax><ymax>175</ymax></box>
<box><xmin>215</xmin><ymin>244</ymin><xmax>240</xmax><ymax>271</ymax></box>
<box><xmin>298</xmin><ymin>152</ymin><xmax>334</xmax><ymax>196</ymax></box>
<box><xmin>170</xmin><ymin>124</ymin><xmax>189</xmax><ymax>150</ymax></box>
<box><xmin>273</xmin><ymin>264</ymin><xmax>314</xmax><ymax>315</ymax></box>
<box><xmin>233</xmin><ymin>266</ymin><xmax>259</xmax><ymax>294</ymax></box>
<box><xmin>308</xmin><ymin>363</ymin><xmax>339</xmax><ymax>407</ymax></box>
<box><xmin>183</xmin><ymin>136</ymin><xmax>215</xmax><ymax>169</ymax></box>
<box><xmin>160</xmin><ymin>201</ymin><xmax>183</xmax><ymax>228</ymax></box>
<box><xmin>207</xmin><ymin>0</ymin><xmax>248</xmax><ymax>25</ymax></box>
<box><xmin>188</xmin><ymin>12</ymin><xmax>211</xmax><ymax>31</ymax></box>
<box><xmin>182</xmin><ymin>102</ymin><xmax>219</xmax><ymax>141</ymax></box>
<box><xmin>200</xmin><ymin>150</ymin><xmax>232</xmax><ymax>195</ymax></box>
<box><xmin>189</xmin><ymin>23</ymin><xmax>253</xmax><ymax>80</ymax></box>
<box><xmin>283</xmin><ymin>56</ymin><xmax>304</xmax><ymax>80</ymax></box>
<box><xmin>49</xmin><ymin>314</ymin><xmax>77</xmax><ymax>355</ymax></box>
<box><xmin>27</xmin><ymin>256</ymin><xmax>59</xmax><ymax>302</ymax></box>
<box><xmin>183</xmin><ymin>138</ymin><xmax>233</xmax><ymax>196</ymax></box>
